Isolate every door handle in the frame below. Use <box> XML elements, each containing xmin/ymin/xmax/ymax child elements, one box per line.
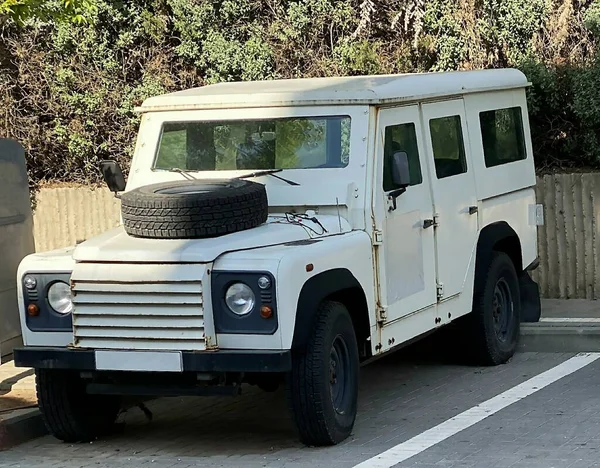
<box><xmin>468</xmin><ymin>206</ymin><xmax>478</xmax><ymax>215</ymax></box>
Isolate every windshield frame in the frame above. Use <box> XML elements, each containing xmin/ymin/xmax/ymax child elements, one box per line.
<box><xmin>152</xmin><ymin>114</ymin><xmax>352</xmax><ymax>174</ymax></box>
<box><xmin>126</xmin><ymin>105</ymin><xmax>371</xmax><ymax>205</ymax></box>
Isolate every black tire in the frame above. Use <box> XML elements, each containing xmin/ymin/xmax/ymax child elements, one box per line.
<box><xmin>120</xmin><ymin>179</ymin><xmax>268</xmax><ymax>239</ymax></box>
<box><xmin>469</xmin><ymin>251</ymin><xmax>521</xmax><ymax>365</ymax></box>
<box><xmin>288</xmin><ymin>301</ymin><xmax>359</xmax><ymax>446</ymax></box>
<box><xmin>36</xmin><ymin>369</ymin><xmax>120</xmax><ymax>442</ymax></box>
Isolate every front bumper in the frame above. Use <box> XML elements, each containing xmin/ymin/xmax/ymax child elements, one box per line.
<box><xmin>14</xmin><ymin>347</ymin><xmax>292</xmax><ymax>373</ymax></box>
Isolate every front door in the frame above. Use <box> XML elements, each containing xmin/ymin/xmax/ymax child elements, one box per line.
<box><xmin>421</xmin><ymin>100</ymin><xmax>479</xmax><ymax>301</ymax></box>
<box><xmin>375</xmin><ymin>106</ymin><xmax>437</xmax><ymax>323</ymax></box>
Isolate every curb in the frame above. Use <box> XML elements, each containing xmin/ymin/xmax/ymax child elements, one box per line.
<box><xmin>0</xmin><ymin>407</ymin><xmax>46</xmax><ymax>451</ymax></box>
<box><xmin>520</xmin><ymin>320</ymin><xmax>600</xmax><ymax>353</ymax></box>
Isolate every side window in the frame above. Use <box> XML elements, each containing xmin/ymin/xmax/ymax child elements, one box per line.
<box><xmin>429</xmin><ymin>116</ymin><xmax>467</xmax><ymax>179</ymax></box>
<box><xmin>383</xmin><ymin>123</ymin><xmax>423</xmax><ymax>192</ymax></box>
<box><xmin>479</xmin><ymin>107</ymin><xmax>526</xmax><ymax>168</ymax></box>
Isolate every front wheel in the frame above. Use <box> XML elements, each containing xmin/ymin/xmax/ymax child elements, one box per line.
<box><xmin>288</xmin><ymin>301</ymin><xmax>359</xmax><ymax>446</ymax></box>
<box><xmin>36</xmin><ymin>369</ymin><xmax>120</xmax><ymax>442</ymax></box>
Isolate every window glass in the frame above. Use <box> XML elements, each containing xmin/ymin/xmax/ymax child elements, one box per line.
<box><xmin>383</xmin><ymin>123</ymin><xmax>422</xmax><ymax>192</ymax></box>
<box><xmin>479</xmin><ymin>107</ymin><xmax>526</xmax><ymax>168</ymax></box>
<box><xmin>429</xmin><ymin>116</ymin><xmax>467</xmax><ymax>179</ymax></box>
<box><xmin>154</xmin><ymin>116</ymin><xmax>351</xmax><ymax>172</ymax></box>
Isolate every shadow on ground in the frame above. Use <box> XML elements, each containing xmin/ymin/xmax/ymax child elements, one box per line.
<box><xmin>84</xmin><ymin>329</ymin><xmax>474</xmax><ymax>457</ymax></box>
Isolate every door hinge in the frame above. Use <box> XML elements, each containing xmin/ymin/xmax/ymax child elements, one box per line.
<box><xmin>377</xmin><ymin>306</ymin><xmax>387</xmax><ymax>322</ymax></box>
<box><xmin>423</xmin><ymin>214</ymin><xmax>440</xmax><ymax>229</ymax></box>
<box><xmin>436</xmin><ymin>282</ymin><xmax>444</xmax><ymax>300</ymax></box>
<box><xmin>373</xmin><ymin>229</ymin><xmax>383</xmax><ymax>245</ymax></box>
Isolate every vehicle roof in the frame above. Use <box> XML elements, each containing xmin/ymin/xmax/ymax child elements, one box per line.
<box><xmin>137</xmin><ymin>68</ymin><xmax>529</xmax><ymax>113</ymax></box>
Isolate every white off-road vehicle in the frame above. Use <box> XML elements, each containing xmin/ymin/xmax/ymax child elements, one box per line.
<box><xmin>15</xmin><ymin>69</ymin><xmax>542</xmax><ymax>446</ymax></box>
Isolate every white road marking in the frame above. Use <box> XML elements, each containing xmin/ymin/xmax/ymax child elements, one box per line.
<box><xmin>540</xmin><ymin>317</ymin><xmax>600</xmax><ymax>323</ymax></box>
<box><xmin>354</xmin><ymin>352</ymin><xmax>600</xmax><ymax>468</ymax></box>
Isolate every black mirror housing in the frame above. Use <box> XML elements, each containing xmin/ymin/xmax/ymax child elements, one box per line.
<box><xmin>99</xmin><ymin>160</ymin><xmax>126</xmax><ymax>193</ymax></box>
<box><xmin>391</xmin><ymin>151</ymin><xmax>410</xmax><ymax>188</ymax></box>
<box><xmin>387</xmin><ymin>151</ymin><xmax>411</xmax><ymax>212</ymax></box>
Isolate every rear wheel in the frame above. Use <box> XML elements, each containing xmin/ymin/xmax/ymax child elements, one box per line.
<box><xmin>469</xmin><ymin>251</ymin><xmax>521</xmax><ymax>365</ymax></box>
<box><xmin>288</xmin><ymin>301</ymin><xmax>359</xmax><ymax>446</ymax></box>
<box><xmin>36</xmin><ymin>369</ymin><xmax>120</xmax><ymax>442</ymax></box>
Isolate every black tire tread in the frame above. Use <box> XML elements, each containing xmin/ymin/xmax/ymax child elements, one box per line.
<box><xmin>36</xmin><ymin>369</ymin><xmax>120</xmax><ymax>442</ymax></box>
<box><xmin>120</xmin><ymin>179</ymin><xmax>268</xmax><ymax>239</ymax></box>
<box><xmin>469</xmin><ymin>251</ymin><xmax>520</xmax><ymax>366</ymax></box>
<box><xmin>289</xmin><ymin>301</ymin><xmax>358</xmax><ymax>446</ymax></box>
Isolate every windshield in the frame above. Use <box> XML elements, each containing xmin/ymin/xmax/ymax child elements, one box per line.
<box><xmin>154</xmin><ymin>116</ymin><xmax>351</xmax><ymax>172</ymax></box>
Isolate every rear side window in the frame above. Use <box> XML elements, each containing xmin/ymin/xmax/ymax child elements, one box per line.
<box><xmin>429</xmin><ymin>116</ymin><xmax>467</xmax><ymax>179</ymax></box>
<box><xmin>479</xmin><ymin>107</ymin><xmax>526</xmax><ymax>168</ymax></box>
<box><xmin>383</xmin><ymin>123</ymin><xmax>423</xmax><ymax>192</ymax></box>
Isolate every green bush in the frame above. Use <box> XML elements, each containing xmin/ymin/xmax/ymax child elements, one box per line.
<box><xmin>1</xmin><ymin>0</ymin><xmax>599</xmax><ymax>185</ymax></box>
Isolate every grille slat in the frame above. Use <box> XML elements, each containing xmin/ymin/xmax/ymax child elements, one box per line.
<box><xmin>72</xmin><ymin>275</ymin><xmax>206</xmax><ymax>351</ymax></box>
<box><xmin>74</xmin><ymin>304</ymin><xmax>200</xmax><ymax>316</ymax></box>
<box><xmin>72</xmin><ymin>282</ymin><xmax>201</xmax><ymax>294</ymax></box>
<box><xmin>75</xmin><ymin>326</ymin><xmax>204</xmax><ymax>340</ymax></box>
<box><xmin>77</xmin><ymin>338</ymin><xmax>204</xmax><ymax>351</ymax></box>
<box><xmin>74</xmin><ymin>315</ymin><xmax>204</xmax><ymax>328</ymax></box>
<box><xmin>74</xmin><ymin>292</ymin><xmax>202</xmax><ymax>305</ymax></box>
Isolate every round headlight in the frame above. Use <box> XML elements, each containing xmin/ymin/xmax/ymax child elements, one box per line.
<box><xmin>47</xmin><ymin>281</ymin><xmax>73</xmax><ymax>315</ymax></box>
<box><xmin>225</xmin><ymin>283</ymin><xmax>255</xmax><ymax>316</ymax></box>
<box><xmin>23</xmin><ymin>275</ymin><xmax>37</xmax><ymax>290</ymax></box>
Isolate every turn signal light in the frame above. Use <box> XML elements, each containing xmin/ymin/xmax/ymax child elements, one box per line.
<box><xmin>260</xmin><ymin>305</ymin><xmax>273</xmax><ymax>319</ymax></box>
<box><xmin>27</xmin><ymin>304</ymin><xmax>40</xmax><ymax>316</ymax></box>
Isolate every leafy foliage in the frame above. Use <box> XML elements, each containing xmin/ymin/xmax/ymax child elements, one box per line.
<box><xmin>1</xmin><ymin>0</ymin><xmax>600</xmax><ymax>186</ymax></box>
<box><xmin>0</xmin><ymin>0</ymin><xmax>95</xmax><ymax>24</ymax></box>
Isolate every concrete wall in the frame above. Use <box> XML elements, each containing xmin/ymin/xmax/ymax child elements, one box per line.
<box><xmin>32</xmin><ymin>175</ymin><xmax>600</xmax><ymax>299</ymax></box>
<box><xmin>33</xmin><ymin>187</ymin><xmax>120</xmax><ymax>253</ymax></box>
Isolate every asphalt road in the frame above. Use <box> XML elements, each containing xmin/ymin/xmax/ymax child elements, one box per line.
<box><xmin>0</xmin><ymin>344</ymin><xmax>599</xmax><ymax>468</ymax></box>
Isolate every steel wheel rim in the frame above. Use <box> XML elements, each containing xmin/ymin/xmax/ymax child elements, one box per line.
<box><xmin>330</xmin><ymin>334</ymin><xmax>351</xmax><ymax>414</ymax></box>
<box><xmin>492</xmin><ymin>277</ymin><xmax>513</xmax><ymax>343</ymax></box>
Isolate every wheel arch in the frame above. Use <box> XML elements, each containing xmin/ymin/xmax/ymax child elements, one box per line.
<box><xmin>476</xmin><ymin>221</ymin><xmax>523</xmax><ymax>276</ymax></box>
<box><xmin>474</xmin><ymin>221</ymin><xmax>541</xmax><ymax>323</ymax></box>
<box><xmin>292</xmin><ymin>268</ymin><xmax>371</xmax><ymax>359</ymax></box>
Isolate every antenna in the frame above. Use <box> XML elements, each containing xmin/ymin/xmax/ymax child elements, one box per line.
<box><xmin>336</xmin><ymin>197</ymin><xmax>342</xmax><ymax>233</ymax></box>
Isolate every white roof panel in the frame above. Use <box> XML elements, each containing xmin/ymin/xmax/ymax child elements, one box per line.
<box><xmin>138</xmin><ymin>68</ymin><xmax>529</xmax><ymax>112</ymax></box>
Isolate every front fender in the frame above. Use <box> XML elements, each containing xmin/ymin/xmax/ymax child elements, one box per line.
<box><xmin>277</xmin><ymin>231</ymin><xmax>376</xmax><ymax>351</ymax></box>
<box><xmin>291</xmin><ymin>268</ymin><xmax>365</xmax><ymax>351</ymax></box>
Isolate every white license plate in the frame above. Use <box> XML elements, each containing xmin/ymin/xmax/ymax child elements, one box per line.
<box><xmin>95</xmin><ymin>350</ymin><xmax>183</xmax><ymax>372</ymax></box>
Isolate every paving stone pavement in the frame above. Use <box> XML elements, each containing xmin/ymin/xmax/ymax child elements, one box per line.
<box><xmin>0</xmin><ymin>349</ymin><xmax>581</xmax><ymax>468</ymax></box>
<box><xmin>396</xmin><ymin>358</ymin><xmax>600</xmax><ymax>468</ymax></box>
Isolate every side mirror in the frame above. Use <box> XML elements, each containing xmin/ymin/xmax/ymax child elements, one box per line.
<box><xmin>388</xmin><ymin>151</ymin><xmax>410</xmax><ymax>212</ymax></box>
<box><xmin>391</xmin><ymin>151</ymin><xmax>410</xmax><ymax>188</ymax></box>
<box><xmin>99</xmin><ymin>160</ymin><xmax>126</xmax><ymax>194</ymax></box>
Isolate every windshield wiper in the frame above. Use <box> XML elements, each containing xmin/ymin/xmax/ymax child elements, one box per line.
<box><xmin>172</xmin><ymin>167</ymin><xmax>197</xmax><ymax>180</ymax></box>
<box><xmin>236</xmin><ymin>169</ymin><xmax>300</xmax><ymax>186</ymax></box>
<box><xmin>171</xmin><ymin>167</ymin><xmax>299</xmax><ymax>186</ymax></box>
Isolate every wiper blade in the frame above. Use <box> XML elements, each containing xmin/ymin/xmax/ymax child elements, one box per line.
<box><xmin>236</xmin><ymin>169</ymin><xmax>300</xmax><ymax>186</ymax></box>
<box><xmin>171</xmin><ymin>167</ymin><xmax>300</xmax><ymax>186</ymax></box>
<box><xmin>172</xmin><ymin>168</ymin><xmax>197</xmax><ymax>180</ymax></box>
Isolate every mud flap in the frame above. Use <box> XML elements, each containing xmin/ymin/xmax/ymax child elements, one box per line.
<box><xmin>519</xmin><ymin>271</ymin><xmax>541</xmax><ymax>323</ymax></box>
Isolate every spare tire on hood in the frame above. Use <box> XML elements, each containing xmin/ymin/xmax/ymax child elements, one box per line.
<box><xmin>120</xmin><ymin>178</ymin><xmax>268</xmax><ymax>239</ymax></box>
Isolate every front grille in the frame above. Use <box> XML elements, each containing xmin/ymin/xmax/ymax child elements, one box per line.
<box><xmin>71</xmin><ymin>264</ymin><xmax>206</xmax><ymax>351</ymax></box>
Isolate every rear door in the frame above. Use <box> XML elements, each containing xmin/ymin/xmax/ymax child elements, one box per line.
<box><xmin>421</xmin><ymin>100</ymin><xmax>479</xmax><ymax>301</ymax></box>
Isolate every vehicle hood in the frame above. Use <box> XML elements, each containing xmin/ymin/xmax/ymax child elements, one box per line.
<box><xmin>73</xmin><ymin>215</ymin><xmax>351</xmax><ymax>263</ymax></box>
